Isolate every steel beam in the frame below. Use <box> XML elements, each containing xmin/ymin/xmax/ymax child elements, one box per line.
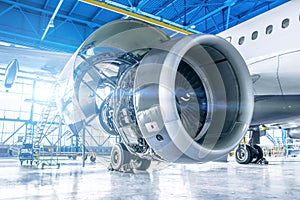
<box><xmin>82</xmin><ymin>123</ymin><xmax>86</xmax><ymax>167</ymax></box>
<box><xmin>0</xmin><ymin>118</ymin><xmax>30</xmax><ymax>123</ymax></box>
<box><xmin>80</xmin><ymin>0</ymin><xmax>199</xmax><ymax>34</ymax></box>
<box><xmin>218</xmin><ymin>0</ymin><xmax>288</xmax><ymax>33</ymax></box>
<box><xmin>85</xmin><ymin>127</ymin><xmax>100</xmax><ymax>147</ymax></box>
<box><xmin>171</xmin><ymin>5</ymin><xmax>203</xmax><ymax>23</ymax></box>
<box><xmin>226</xmin><ymin>6</ymin><xmax>231</xmax><ymax>30</ymax></box>
<box><xmin>29</xmin><ymin>79</ymin><xmax>36</xmax><ymax>122</ymax></box>
<box><xmin>3</xmin><ymin>123</ymin><xmax>26</xmax><ymax>144</ymax></box>
<box><xmin>100</xmin><ymin>135</ymin><xmax>111</xmax><ymax>146</ymax></box>
<box><xmin>154</xmin><ymin>0</ymin><xmax>177</xmax><ymax>16</ymax></box>
<box><xmin>0</xmin><ymin>29</ymin><xmax>78</xmax><ymax>52</ymax></box>
<box><xmin>1</xmin><ymin>0</ymin><xmax>100</xmax><ymax>28</ymax></box>
<box><xmin>135</xmin><ymin>0</ymin><xmax>150</xmax><ymax>10</ymax></box>
<box><xmin>68</xmin><ymin>1</ymin><xmax>79</xmax><ymax>16</ymax></box>
<box><xmin>187</xmin><ymin>0</ymin><xmax>236</xmax><ymax>28</ymax></box>
<box><xmin>0</xmin><ymin>5</ymin><xmax>14</xmax><ymax>17</ymax></box>
<box><xmin>43</xmin><ymin>0</ymin><xmax>51</xmax><ymax>9</ymax></box>
<box><xmin>41</xmin><ymin>0</ymin><xmax>64</xmax><ymax>40</ymax></box>
<box><xmin>18</xmin><ymin>7</ymin><xmax>39</xmax><ymax>37</ymax></box>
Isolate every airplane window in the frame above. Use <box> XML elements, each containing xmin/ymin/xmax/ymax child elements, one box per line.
<box><xmin>238</xmin><ymin>36</ymin><xmax>245</xmax><ymax>45</ymax></box>
<box><xmin>225</xmin><ymin>36</ymin><xmax>232</xmax><ymax>43</ymax></box>
<box><xmin>281</xmin><ymin>18</ymin><xmax>289</xmax><ymax>28</ymax></box>
<box><xmin>265</xmin><ymin>25</ymin><xmax>273</xmax><ymax>35</ymax></box>
<box><xmin>251</xmin><ymin>31</ymin><xmax>258</xmax><ymax>40</ymax></box>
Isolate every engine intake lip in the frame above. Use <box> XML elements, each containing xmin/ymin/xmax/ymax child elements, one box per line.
<box><xmin>134</xmin><ymin>34</ymin><xmax>254</xmax><ymax>163</ymax></box>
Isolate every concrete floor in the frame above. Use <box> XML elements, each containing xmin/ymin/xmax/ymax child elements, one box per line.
<box><xmin>0</xmin><ymin>156</ymin><xmax>300</xmax><ymax>199</ymax></box>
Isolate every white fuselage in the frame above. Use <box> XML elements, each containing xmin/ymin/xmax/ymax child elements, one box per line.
<box><xmin>218</xmin><ymin>0</ymin><xmax>300</xmax><ymax>128</ymax></box>
<box><xmin>218</xmin><ymin>0</ymin><xmax>300</xmax><ymax>96</ymax></box>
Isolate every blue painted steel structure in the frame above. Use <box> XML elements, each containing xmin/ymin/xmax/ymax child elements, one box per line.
<box><xmin>0</xmin><ymin>0</ymin><xmax>289</xmax><ymax>53</ymax></box>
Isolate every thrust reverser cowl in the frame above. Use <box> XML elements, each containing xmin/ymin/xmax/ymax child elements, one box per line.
<box><xmin>58</xmin><ymin>19</ymin><xmax>254</xmax><ymax>163</ymax></box>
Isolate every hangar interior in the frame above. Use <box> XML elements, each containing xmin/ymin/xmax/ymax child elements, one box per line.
<box><xmin>1</xmin><ymin>0</ymin><xmax>300</xmax><ymax>199</ymax></box>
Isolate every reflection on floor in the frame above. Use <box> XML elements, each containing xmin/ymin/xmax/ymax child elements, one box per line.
<box><xmin>0</xmin><ymin>156</ymin><xmax>300</xmax><ymax>199</ymax></box>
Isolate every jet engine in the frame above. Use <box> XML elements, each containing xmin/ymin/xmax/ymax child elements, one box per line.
<box><xmin>58</xmin><ymin>20</ymin><xmax>253</xmax><ymax>168</ymax></box>
<box><xmin>287</xmin><ymin>127</ymin><xmax>300</xmax><ymax>139</ymax></box>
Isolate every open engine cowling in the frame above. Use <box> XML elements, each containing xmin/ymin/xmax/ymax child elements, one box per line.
<box><xmin>58</xmin><ymin>19</ymin><xmax>254</xmax><ymax>163</ymax></box>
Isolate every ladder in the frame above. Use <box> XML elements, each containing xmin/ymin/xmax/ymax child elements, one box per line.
<box><xmin>32</xmin><ymin>84</ymin><xmax>61</xmax><ymax>169</ymax></box>
<box><xmin>36</xmin><ymin>111</ymin><xmax>61</xmax><ymax>147</ymax></box>
<box><xmin>32</xmin><ymin>87</ymin><xmax>57</xmax><ymax>156</ymax></box>
<box><xmin>24</xmin><ymin>123</ymin><xmax>34</xmax><ymax>144</ymax></box>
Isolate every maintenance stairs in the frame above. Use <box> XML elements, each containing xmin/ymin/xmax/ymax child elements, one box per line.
<box><xmin>19</xmin><ymin>84</ymin><xmax>60</xmax><ymax>168</ymax></box>
<box><xmin>32</xmin><ymin>101</ymin><xmax>57</xmax><ymax>153</ymax></box>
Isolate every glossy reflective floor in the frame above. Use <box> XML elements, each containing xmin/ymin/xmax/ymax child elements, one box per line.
<box><xmin>0</xmin><ymin>156</ymin><xmax>300</xmax><ymax>199</ymax></box>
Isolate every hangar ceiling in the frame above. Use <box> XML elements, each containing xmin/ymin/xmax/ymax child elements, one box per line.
<box><xmin>0</xmin><ymin>0</ymin><xmax>289</xmax><ymax>54</ymax></box>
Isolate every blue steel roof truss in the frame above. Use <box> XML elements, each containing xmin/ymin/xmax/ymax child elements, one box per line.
<box><xmin>0</xmin><ymin>0</ymin><xmax>289</xmax><ymax>53</ymax></box>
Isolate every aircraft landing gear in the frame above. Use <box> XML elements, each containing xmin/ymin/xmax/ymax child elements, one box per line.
<box><xmin>252</xmin><ymin>144</ymin><xmax>264</xmax><ymax>163</ymax></box>
<box><xmin>109</xmin><ymin>143</ymin><xmax>151</xmax><ymax>172</ymax></box>
<box><xmin>235</xmin><ymin>144</ymin><xmax>267</xmax><ymax>164</ymax></box>
<box><xmin>235</xmin><ymin>144</ymin><xmax>252</xmax><ymax>164</ymax></box>
<box><xmin>235</xmin><ymin>127</ymin><xmax>268</xmax><ymax>165</ymax></box>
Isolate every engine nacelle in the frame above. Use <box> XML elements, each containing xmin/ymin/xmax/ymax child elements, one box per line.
<box><xmin>58</xmin><ymin>19</ymin><xmax>254</xmax><ymax>163</ymax></box>
<box><xmin>287</xmin><ymin>127</ymin><xmax>300</xmax><ymax>139</ymax></box>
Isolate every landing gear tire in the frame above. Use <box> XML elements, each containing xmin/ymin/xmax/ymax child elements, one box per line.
<box><xmin>235</xmin><ymin>145</ymin><xmax>252</xmax><ymax>164</ymax></box>
<box><xmin>110</xmin><ymin>143</ymin><xmax>131</xmax><ymax>171</ymax></box>
<box><xmin>133</xmin><ymin>158</ymin><xmax>151</xmax><ymax>171</ymax></box>
<box><xmin>251</xmin><ymin>144</ymin><xmax>263</xmax><ymax>163</ymax></box>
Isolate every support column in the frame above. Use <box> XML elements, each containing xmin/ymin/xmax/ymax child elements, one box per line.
<box><xmin>82</xmin><ymin>122</ymin><xmax>86</xmax><ymax>167</ymax></box>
